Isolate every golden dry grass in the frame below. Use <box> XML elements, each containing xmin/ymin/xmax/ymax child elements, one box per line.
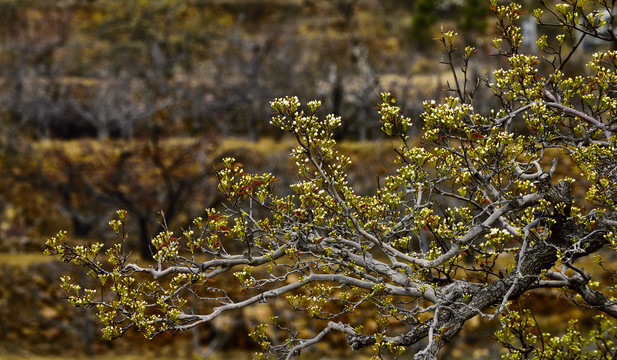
<box><xmin>0</xmin><ymin>253</ymin><xmax>54</xmax><ymax>267</ymax></box>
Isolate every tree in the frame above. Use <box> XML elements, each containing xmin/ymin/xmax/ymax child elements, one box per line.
<box><xmin>46</xmin><ymin>1</ymin><xmax>617</xmax><ymax>359</ymax></box>
<box><xmin>22</xmin><ymin>136</ymin><xmax>218</xmax><ymax>259</ymax></box>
